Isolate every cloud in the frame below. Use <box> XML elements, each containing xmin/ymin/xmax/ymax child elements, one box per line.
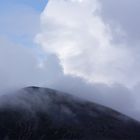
<box><xmin>0</xmin><ymin>37</ymin><xmax>133</xmax><ymax>118</ymax></box>
<box><xmin>34</xmin><ymin>0</ymin><xmax>140</xmax><ymax>120</ymax></box>
<box><xmin>0</xmin><ymin>37</ymin><xmax>41</xmax><ymax>89</ymax></box>
<box><xmin>0</xmin><ymin>3</ymin><xmax>44</xmax><ymax>90</ymax></box>
<box><xmin>100</xmin><ymin>0</ymin><xmax>140</xmax><ymax>41</ymax></box>
<box><xmin>36</xmin><ymin>0</ymin><xmax>139</xmax><ymax>87</ymax></box>
<box><xmin>0</xmin><ymin>36</ymin><xmax>139</xmax><ymax>120</ymax></box>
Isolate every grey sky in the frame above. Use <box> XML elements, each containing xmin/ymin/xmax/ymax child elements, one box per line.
<box><xmin>101</xmin><ymin>0</ymin><xmax>140</xmax><ymax>41</ymax></box>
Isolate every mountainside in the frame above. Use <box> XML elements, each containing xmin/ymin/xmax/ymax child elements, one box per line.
<box><xmin>0</xmin><ymin>86</ymin><xmax>139</xmax><ymax>140</ymax></box>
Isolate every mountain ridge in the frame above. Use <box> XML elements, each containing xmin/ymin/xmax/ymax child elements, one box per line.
<box><xmin>0</xmin><ymin>86</ymin><xmax>139</xmax><ymax>140</ymax></box>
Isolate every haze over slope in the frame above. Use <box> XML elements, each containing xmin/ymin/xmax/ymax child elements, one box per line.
<box><xmin>0</xmin><ymin>87</ymin><xmax>140</xmax><ymax>140</ymax></box>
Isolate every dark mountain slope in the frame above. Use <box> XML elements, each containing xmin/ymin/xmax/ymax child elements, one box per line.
<box><xmin>0</xmin><ymin>86</ymin><xmax>139</xmax><ymax>140</ymax></box>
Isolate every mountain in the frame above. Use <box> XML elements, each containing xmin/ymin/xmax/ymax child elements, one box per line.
<box><xmin>0</xmin><ymin>86</ymin><xmax>139</xmax><ymax>140</ymax></box>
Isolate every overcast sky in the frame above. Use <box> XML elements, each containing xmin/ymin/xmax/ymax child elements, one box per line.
<box><xmin>1</xmin><ymin>0</ymin><xmax>140</xmax><ymax>120</ymax></box>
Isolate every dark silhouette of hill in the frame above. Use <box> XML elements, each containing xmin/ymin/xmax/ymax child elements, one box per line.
<box><xmin>0</xmin><ymin>86</ymin><xmax>139</xmax><ymax>140</ymax></box>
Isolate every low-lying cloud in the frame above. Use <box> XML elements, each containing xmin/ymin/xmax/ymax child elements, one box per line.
<box><xmin>34</xmin><ymin>0</ymin><xmax>140</xmax><ymax>120</ymax></box>
<box><xmin>0</xmin><ymin>37</ymin><xmax>140</xmax><ymax>120</ymax></box>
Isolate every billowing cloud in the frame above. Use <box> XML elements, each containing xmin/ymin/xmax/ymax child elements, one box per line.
<box><xmin>0</xmin><ymin>37</ymin><xmax>139</xmax><ymax>119</ymax></box>
<box><xmin>36</xmin><ymin>0</ymin><xmax>139</xmax><ymax>86</ymax></box>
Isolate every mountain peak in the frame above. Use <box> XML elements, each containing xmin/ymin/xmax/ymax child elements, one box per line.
<box><xmin>0</xmin><ymin>86</ymin><xmax>140</xmax><ymax>140</ymax></box>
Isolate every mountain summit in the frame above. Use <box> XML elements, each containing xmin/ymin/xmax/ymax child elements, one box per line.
<box><xmin>0</xmin><ymin>86</ymin><xmax>140</xmax><ymax>140</ymax></box>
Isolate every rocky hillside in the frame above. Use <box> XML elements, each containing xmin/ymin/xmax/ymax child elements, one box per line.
<box><xmin>0</xmin><ymin>86</ymin><xmax>139</xmax><ymax>140</ymax></box>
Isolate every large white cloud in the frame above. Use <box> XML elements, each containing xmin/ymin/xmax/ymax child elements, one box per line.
<box><xmin>36</xmin><ymin>0</ymin><xmax>139</xmax><ymax>86</ymax></box>
<box><xmin>0</xmin><ymin>37</ymin><xmax>139</xmax><ymax>120</ymax></box>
